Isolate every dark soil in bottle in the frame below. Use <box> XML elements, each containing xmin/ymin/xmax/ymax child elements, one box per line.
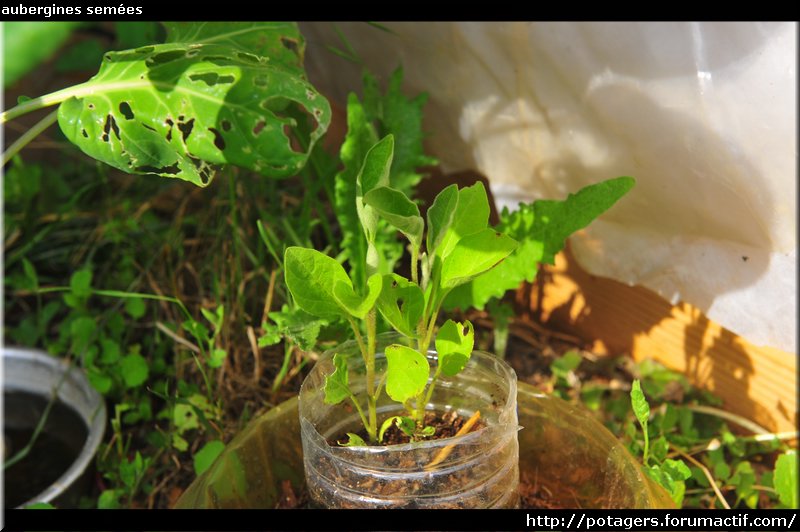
<box><xmin>328</xmin><ymin>409</ymin><xmax>483</xmax><ymax>447</ymax></box>
<box><xmin>3</xmin><ymin>391</ymin><xmax>88</xmax><ymax>508</ymax></box>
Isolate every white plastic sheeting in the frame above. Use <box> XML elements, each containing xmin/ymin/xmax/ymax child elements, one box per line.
<box><xmin>301</xmin><ymin>22</ymin><xmax>797</xmax><ymax>354</ymax></box>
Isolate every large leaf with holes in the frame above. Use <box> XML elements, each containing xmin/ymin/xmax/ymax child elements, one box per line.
<box><xmin>57</xmin><ymin>23</ymin><xmax>330</xmax><ymax>186</ymax></box>
<box><xmin>162</xmin><ymin>22</ymin><xmax>305</xmax><ymax>73</ymax></box>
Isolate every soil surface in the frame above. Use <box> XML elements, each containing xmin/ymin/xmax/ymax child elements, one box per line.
<box><xmin>329</xmin><ymin>410</ymin><xmax>482</xmax><ymax>447</ymax></box>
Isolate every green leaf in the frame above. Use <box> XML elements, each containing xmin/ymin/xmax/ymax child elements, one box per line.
<box><xmin>362</xmin><ymin>67</ymin><xmax>437</xmax><ymax>192</ymax></box>
<box><xmin>70</xmin><ymin>268</ymin><xmax>93</xmax><ymax>299</ymax></box>
<box><xmin>375</xmin><ymin>274</ymin><xmax>424</xmax><ymax>338</ymax></box>
<box><xmin>435</xmin><ymin>320</ymin><xmax>474</xmax><ymax>377</ymax></box>
<box><xmin>3</xmin><ymin>22</ymin><xmax>80</xmax><ymax>87</ymax></box>
<box><xmin>174</xmin><ymin>404</ymin><xmax>199</xmax><ymax>433</ymax></box>
<box><xmin>21</xmin><ymin>258</ymin><xmax>39</xmax><ymax>291</ymax></box>
<box><xmin>379</xmin><ymin>416</ymin><xmax>416</xmax><ymax>442</ymax></box>
<box><xmin>284</xmin><ymin>247</ymin><xmax>351</xmax><ymax>320</ymax></box>
<box><xmin>162</xmin><ymin>22</ymin><xmax>304</xmax><ymax>73</ymax></box>
<box><xmin>426</xmin><ymin>184</ymin><xmax>458</xmax><ymax>255</ymax></box>
<box><xmin>440</xmin><ymin>229</ymin><xmax>517</xmax><ymax>289</ymax></box>
<box><xmin>257</xmin><ymin>324</ymin><xmax>282</xmax><ymax>347</ymax></box>
<box><xmin>97</xmin><ymin>489</ymin><xmax>122</xmax><ymax>509</ymax></box>
<box><xmin>266</xmin><ymin>306</ymin><xmax>326</xmax><ymax>351</ymax></box>
<box><xmin>444</xmin><ymin>176</ymin><xmax>635</xmax><ymax>311</ymax></box>
<box><xmin>334</xmin><ymin>94</ymin><xmax>379</xmax><ymax>289</ymax></box>
<box><xmin>356</xmin><ymin>135</ymin><xmax>395</xmax><ymax>244</ymax></box>
<box><xmin>363</xmin><ymin>186</ymin><xmax>423</xmax><ymax>249</ymax></box>
<box><xmin>70</xmin><ymin>316</ymin><xmax>97</xmax><ymax>355</ymax></box>
<box><xmin>120</xmin><ymin>353</ymin><xmax>149</xmax><ymax>388</ymax></box>
<box><xmin>87</xmin><ymin>369</ymin><xmax>113</xmax><ymax>394</ymax></box>
<box><xmin>646</xmin><ymin>459</ymin><xmax>691</xmax><ymax>506</ymax></box>
<box><xmin>419</xmin><ymin>425</ymin><xmax>435</xmax><ymax>437</ymax></box>
<box><xmin>193</xmin><ymin>440</ymin><xmax>226</xmax><ymax>476</ymax></box>
<box><xmin>338</xmin><ymin>433</ymin><xmax>366</xmax><ymax>447</ymax></box>
<box><xmin>99</xmin><ymin>338</ymin><xmax>122</xmax><ymax>364</ymax></box>
<box><xmin>630</xmin><ymin>380</ymin><xmax>651</xmax><ymax>426</ymax></box>
<box><xmin>124</xmin><ymin>297</ymin><xmax>146</xmax><ymax>319</ymax></box>
<box><xmin>436</xmin><ymin>182</ymin><xmax>491</xmax><ymax>261</ymax></box>
<box><xmin>324</xmin><ymin>353</ymin><xmax>351</xmax><ymax>405</ymax></box>
<box><xmin>58</xmin><ymin>22</ymin><xmax>330</xmax><ymax>186</ymax></box>
<box><xmin>774</xmin><ymin>450</ymin><xmax>797</xmax><ymax>508</ymax></box>
<box><xmin>650</xmin><ymin>436</ymin><xmax>669</xmax><ymax>463</ymax></box>
<box><xmin>551</xmin><ymin>351</ymin><xmax>583</xmax><ymax>379</ymax></box>
<box><xmin>183</xmin><ymin>319</ymin><xmax>210</xmax><ymax>344</ymax></box>
<box><xmin>332</xmin><ymin>273</ymin><xmax>382</xmax><ymax>320</ymax></box>
<box><xmin>23</xmin><ymin>502</ymin><xmax>56</xmax><ymax>509</ymax></box>
<box><xmin>208</xmin><ymin>348</ymin><xmax>227</xmax><ymax>368</ymax></box>
<box><xmin>172</xmin><ymin>433</ymin><xmax>189</xmax><ymax>452</ymax></box>
<box><xmin>385</xmin><ymin>344</ymin><xmax>429</xmax><ymax>404</ymax></box>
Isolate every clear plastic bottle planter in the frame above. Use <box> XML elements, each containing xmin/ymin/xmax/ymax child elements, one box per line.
<box><xmin>298</xmin><ymin>333</ymin><xmax>520</xmax><ymax>509</ymax></box>
<box><xmin>175</xmin><ymin>382</ymin><xmax>674</xmax><ymax>509</ymax></box>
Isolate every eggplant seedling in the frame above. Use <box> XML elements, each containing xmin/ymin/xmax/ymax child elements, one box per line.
<box><xmin>285</xmin><ymin>134</ymin><xmax>517</xmax><ymax>443</ymax></box>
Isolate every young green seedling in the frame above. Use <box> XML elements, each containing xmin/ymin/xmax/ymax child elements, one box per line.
<box><xmin>285</xmin><ymin>134</ymin><xmax>518</xmax><ymax>444</ymax></box>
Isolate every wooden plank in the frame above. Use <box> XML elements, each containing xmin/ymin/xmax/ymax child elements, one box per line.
<box><xmin>517</xmin><ymin>246</ymin><xmax>797</xmax><ymax>434</ymax></box>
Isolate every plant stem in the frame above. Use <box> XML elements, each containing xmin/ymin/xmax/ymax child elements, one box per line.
<box><xmin>365</xmin><ymin>309</ymin><xmax>378</xmax><ymax>441</ymax></box>
<box><xmin>346</xmin><ymin>314</ymin><xmax>377</xmax><ymax>442</ymax></box>
<box><xmin>348</xmin><ymin>394</ymin><xmax>369</xmax><ymax>435</ymax></box>
<box><xmin>2</xmin><ymin>110</ymin><xmax>58</xmax><ymax>166</ymax></box>
<box><xmin>420</xmin><ymin>301</ymin><xmax>442</xmax><ymax>355</ymax></box>
<box><xmin>3</xmin><ymin>391</ymin><xmax>58</xmax><ymax>470</ymax></box>
<box><xmin>0</xmin><ymin>82</ymin><xmax>91</xmax><ymax>124</ymax></box>
<box><xmin>410</xmin><ymin>246</ymin><xmax>419</xmax><ymax>285</ymax></box>
<box><xmin>346</xmin><ymin>316</ymin><xmax>368</xmax><ymax>365</ymax></box>
<box><xmin>641</xmin><ymin>420</ymin><xmax>650</xmax><ymax>465</ymax></box>
<box><xmin>420</xmin><ymin>365</ymin><xmax>443</xmax><ymax>416</ymax></box>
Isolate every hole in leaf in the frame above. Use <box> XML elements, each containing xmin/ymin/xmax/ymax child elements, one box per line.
<box><xmin>202</xmin><ymin>55</ymin><xmax>230</xmax><ymax>66</ymax></box>
<box><xmin>119</xmin><ymin>102</ymin><xmax>134</xmax><ymax>120</ymax></box>
<box><xmin>177</xmin><ymin>118</ymin><xmax>195</xmax><ymax>143</ymax></box>
<box><xmin>221</xmin><ymin>120</ymin><xmax>232</xmax><ymax>132</ymax></box>
<box><xmin>281</xmin><ymin>37</ymin><xmax>299</xmax><ymax>54</ymax></box>
<box><xmin>81</xmin><ymin>129</ymin><xmax>88</xmax><ymax>138</ymax></box>
<box><xmin>185</xmin><ymin>48</ymin><xmax>200</xmax><ymax>58</ymax></box>
<box><xmin>165</xmin><ymin>118</ymin><xmax>174</xmax><ymax>142</ymax></box>
<box><xmin>253</xmin><ymin>120</ymin><xmax>266</xmax><ymax>136</ymax></box>
<box><xmin>253</xmin><ymin>75</ymin><xmax>269</xmax><ymax>88</ymax></box>
<box><xmin>283</xmin><ymin>124</ymin><xmax>303</xmax><ymax>153</ymax></box>
<box><xmin>136</xmin><ymin>163</ymin><xmax>180</xmax><ymax>175</ymax></box>
<box><xmin>188</xmin><ymin>72</ymin><xmax>235</xmax><ymax>86</ymax></box>
<box><xmin>87</xmin><ymin>103</ymin><xmax>95</xmax><ymax>110</ymax></box>
<box><xmin>102</xmin><ymin>115</ymin><xmax>120</xmax><ymax>142</ymax></box>
<box><xmin>147</xmin><ymin>49</ymin><xmax>187</xmax><ymax>66</ymax></box>
<box><xmin>208</xmin><ymin>127</ymin><xmax>225</xmax><ymax>150</ymax></box>
<box><xmin>142</xmin><ymin>123</ymin><xmax>156</xmax><ymax>132</ymax></box>
<box><xmin>189</xmin><ymin>155</ymin><xmax>214</xmax><ymax>185</ymax></box>
<box><xmin>236</xmin><ymin>52</ymin><xmax>261</xmax><ymax>64</ymax></box>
